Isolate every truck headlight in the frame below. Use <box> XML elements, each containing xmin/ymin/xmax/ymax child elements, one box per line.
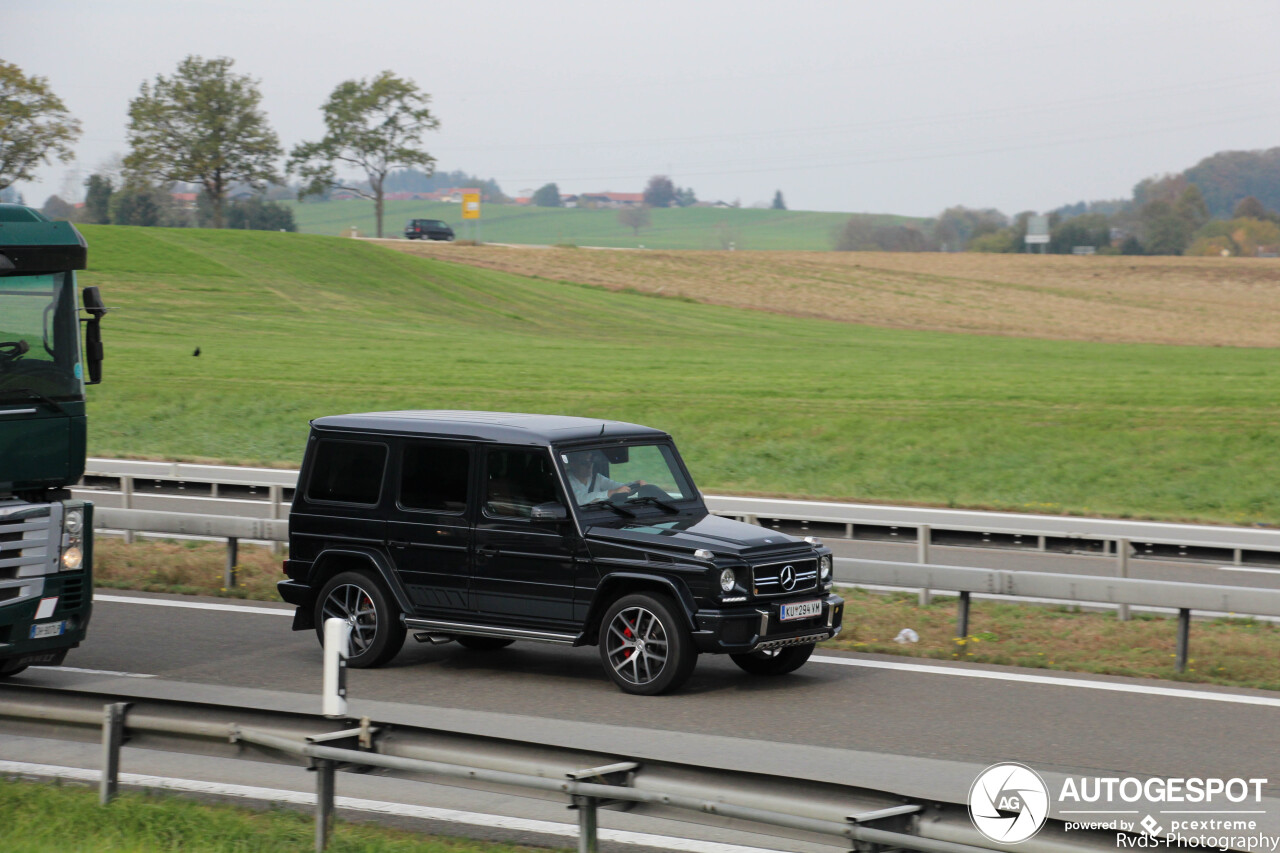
<box><xmin>820</xmin><ymin>555</ymin><xmax>833</xmax><ymax>580</ymax></box>
<box><xmin>62</xmin><ymin>547</ymin><xmax>83</xmax><ymax>570</ymax></box>
<box><xmin>719</xmin><ymin>568</ymin><xmax>736</xmax><ymax>593</ymax></box>
<box><xmin>65</xmin><ymin>510</ymin><xmax>83</xmax><ymax>535</ymax></box>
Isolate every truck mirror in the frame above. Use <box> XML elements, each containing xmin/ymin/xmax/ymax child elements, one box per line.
<box><xmin>82</xmin><ymin>286</ymin><xmax>107</xmax><ymax>318</ymax></box>
<box><xmin>82</xmin><ymin>286</ymin><xmax>106</xmax><ymax>385</ymax></box>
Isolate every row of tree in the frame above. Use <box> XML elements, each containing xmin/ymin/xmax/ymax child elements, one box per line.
<box><xmin>1</xmin><ymin>56</ymin><xmax>442</xmax><ymax>237</ymax></box>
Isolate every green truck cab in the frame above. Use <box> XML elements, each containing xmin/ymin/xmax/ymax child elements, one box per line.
<box><xmin>0</xmin><ymin>204</ymin><xmax>106</xmax><ymax>677</ymax></box>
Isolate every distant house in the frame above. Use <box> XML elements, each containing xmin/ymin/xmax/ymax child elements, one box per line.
<box><xmin>578</xmin><ymin>192</ymin><xmax>644</xmax><ymax>209</ymax></box>
<box><xmin>170</xmin><ymin>192</ymin><xmax>198</xmax><ymax>209</ymax></box>
<box><xmin>513</xmin><ymin>196</ymin><xmax>532</xmax><ymax>206</ymax></box>
<box><xmin>435</xmin><ymin>187</ymin><xmax>481</xmax><ymax>203</ymax></box>
<box><xmin>560</xmin><ymin>194</ymin><xmax>579</xmax><ymax>208</ymax></box>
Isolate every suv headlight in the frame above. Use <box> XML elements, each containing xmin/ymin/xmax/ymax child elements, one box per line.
<box><xmin>719</xmin><ymin>568</ymin><xmax>736</xmax><ymax>593</ymax></box>
<box><xmin>820</xmin><ymin>554</ymin><xmax>833</xmax><ymax>580</ymax></box>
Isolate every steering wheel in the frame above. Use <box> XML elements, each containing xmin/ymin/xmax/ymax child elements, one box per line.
<box><xmin>0</xmin><ymin>340</ymin><xmax>29</xmax><ymax>366</ymax></box>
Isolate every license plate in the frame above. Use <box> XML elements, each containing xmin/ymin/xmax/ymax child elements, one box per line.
<box><xmin>779</xmin><ymin>600</ymin><xmax>822</xmax><ymax>622</ymax></box>
<box><xmin>30</xmin><ymin>621</ymin><xmax>66</xmax><ymax>640</ymax></box>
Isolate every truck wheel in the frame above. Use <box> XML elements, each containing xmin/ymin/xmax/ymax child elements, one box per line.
<box><xmin>730</xmin><ymin>643</ymin><xmax>815</xmax><ymax>676</ymax></box>
<box><xmin>0</xmin><ymin>661</ymin><xmax>28</xmax><ymax>679</ymax></box>
<box><xmin>599</xmin><ymin>593</ymin><xmax>696</xmax><ymax>695</ymax></box>
<box><xmin>314</xmin><ymin>571</ymin><xmax>406</xmax><ymax>668</ymax></box>
<box><xmin>455</xmin><ymin>636</ymin><xmax>514</xmax><ymax>651</ymax></box>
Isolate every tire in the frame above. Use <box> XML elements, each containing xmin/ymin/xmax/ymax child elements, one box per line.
<box><xmin>0</xmin><ymin>661</ymin><xmax>28</xmax><ymax>679</ymax></box>
<box><xmin>730</xmin><ymin>643</ymin><xmax>815</xmax><ymax>676</ymax></box>
<box><xmin>313</xmin><ymin>571</ymin><xmax>406</xmax><ymax>668</ymax></box>
<box><xmin>455</xmin><ymin>636</ymin><xmax>514</xmax><ymax>651</ymax></box>
<box><xmin>599</xmin><ymin>593</ymin><xmax>696</xmax><ymax>695</ymax></box>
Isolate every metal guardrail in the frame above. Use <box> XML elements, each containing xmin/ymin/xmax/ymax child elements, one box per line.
<box><xmin>0</xmin><ymin>682</ymin><xmax>1118</xmax><ymax>853</ymax></box>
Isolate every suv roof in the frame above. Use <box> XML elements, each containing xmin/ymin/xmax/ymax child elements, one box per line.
<box><xmin>311</xmin><ymin>410</ymin><xmax>668</xmax><ymax>445</ymax></box>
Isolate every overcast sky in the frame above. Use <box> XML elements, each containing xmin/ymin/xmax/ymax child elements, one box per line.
<box><xmin>9</xmin><ymin>0</ymin><xmax>1280</xmax><ymax>217</ymax></box>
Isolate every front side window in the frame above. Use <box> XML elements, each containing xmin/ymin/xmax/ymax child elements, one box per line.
<box><xmin>560</xmin><ymin>444</ymin><xmax>693</xmax><ymax>508</ymax></box>
<box><xmin>306</xmin><ymin>440</ymin><xmax>387</xmax><ymax>505</ymax></box>
<box><xmin>0</xmin><ymin>272</ymin><xmax>83</xmax><ymax>403</ymax></box>
<box><xmin>400</xmin><ymin>443</ymin><xmax>470</xmax><ymax>513</ymax></box>
<box><xmin>483</xmin><ymin>448</ymin><xmax>562</xmax><ymax>519</ymax></box>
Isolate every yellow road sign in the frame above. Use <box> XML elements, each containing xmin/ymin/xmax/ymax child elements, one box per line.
<box><xmin>462</xmin><ymin>192</ymin><xmax>481</xmax><ymax>220</ymax></box>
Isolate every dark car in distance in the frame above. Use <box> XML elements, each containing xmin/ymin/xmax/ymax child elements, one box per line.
<box><xmin>278</xmin><ymin>411</ymin><xmax>843</xmax><ymax>694</ymax></box>
<box><xmin>403</xmin><ymin>219</ymin><xmax>455</xmax><ymax>241</ymax></box>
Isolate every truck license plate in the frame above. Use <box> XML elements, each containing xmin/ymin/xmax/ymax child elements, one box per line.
<box><xmin>779</xmin><ymin>600</ymin><xmax>821</xmax><ymax>622</ymax></box>
<box><xmin>30</xmin><ymin>621</ymin><xmax>66</xmax><ymax>640</ymax></box>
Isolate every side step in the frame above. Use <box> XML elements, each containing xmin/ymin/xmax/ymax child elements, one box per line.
<box><xmin>404</xmin><ymin>617</ymin><xmax>580</xmax><ymax>646</ymax></box>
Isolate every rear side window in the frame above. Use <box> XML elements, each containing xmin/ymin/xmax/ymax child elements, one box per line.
<box><xmin>306</xmin><ymin>440</ymin><xmax>387</xmax><ymax>505</ymax></box>
<box><xmin>400</xmin><ymin>443</ymin><xmax>470</xmax><ymax>513</ymax></box>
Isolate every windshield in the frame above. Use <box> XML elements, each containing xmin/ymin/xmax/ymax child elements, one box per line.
<box><xmin>559</xmin><ymin>443</ymin><xmax>695</xmax><ymax>509</ymax></box>
<box><xmin>0</xmin><ymin>272</ymin><xmax>84</xmax><ymax>402</ymax></box>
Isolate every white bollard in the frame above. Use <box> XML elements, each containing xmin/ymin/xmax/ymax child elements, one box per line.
<box><xmin>322</xmin><ymin>618</ymin><xmax>352</xmax><ymax>718</ymax></box>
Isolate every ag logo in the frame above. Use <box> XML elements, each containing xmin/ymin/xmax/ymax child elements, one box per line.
<box><xmin>969</xmin><ymin>762</ymin><xmax>1050</xmax><ymax>844</ymax></box>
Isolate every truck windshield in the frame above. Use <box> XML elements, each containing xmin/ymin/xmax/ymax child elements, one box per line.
<box><xmin>0</xmin><ymin>272</ymin><xmax>83</xmax><ymax>403</ymax></box>
<box><xmin>560</xmin><ymin>444</ymin><xmax>695</xmax><ymax>508</ymax></box>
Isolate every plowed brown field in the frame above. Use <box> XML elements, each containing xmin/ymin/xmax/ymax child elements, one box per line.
<box><xmin>385</xmin><ymin>241</ymin><xmax>1280</xmax><ymax>347</ymax></box>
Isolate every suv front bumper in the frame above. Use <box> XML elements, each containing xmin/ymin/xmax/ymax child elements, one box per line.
<box><xmin>691</xmin><ymin>592</ymin><xmax>843</xmax><ymax>654</ymax></box>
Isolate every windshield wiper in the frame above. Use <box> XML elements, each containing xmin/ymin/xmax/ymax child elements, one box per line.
<box><xmin>3</xmin><ymin>387</ymin><xmax>66</xmax><ymax>415</ymax></box>
<box><xmin>581</xmin><ymin>498</ymin><xmax>635</xmax><ymax>518</ymax></box>
<box><xmin>626</xmin><ymin>495</ymin><xmax>681</xmax><ymax>513</ymax></box>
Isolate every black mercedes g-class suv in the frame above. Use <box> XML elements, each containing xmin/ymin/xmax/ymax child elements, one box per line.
<box><xmin>278</xmin><ymin>411</ymin><xmax>843</xmax><ymax>694</ymax></box>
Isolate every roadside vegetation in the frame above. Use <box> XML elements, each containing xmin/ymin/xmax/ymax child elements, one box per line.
<box><xmin>78</xmin><ymin>225</ymin><xmax>1280</xmax><ymax>525</ymax></box>
<box><xmin>0</xmin><ymin>777</ymin><xmax>562</xmax><ymax>853</ymax></box>
<box><xmin>93</xmin><ymin>540</ymin><xmax>1280</xmax><ymax>692</ymax></box>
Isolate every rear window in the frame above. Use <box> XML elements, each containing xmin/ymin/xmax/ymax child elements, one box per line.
<box><xmin>306</xmin><ymin>440</ymin><xmax>387</xmax><ymax>505</ymax></box>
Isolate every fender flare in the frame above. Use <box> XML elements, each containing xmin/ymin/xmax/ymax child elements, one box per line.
<box><xmin>310</xmin><ymin>546</ymin><xmax>413</xmax><ymax>615</ymax></box>
<box><xmin>583</xmin><ymin>571</ymin><xmax>699</xmax><ymax>641</ymax></box>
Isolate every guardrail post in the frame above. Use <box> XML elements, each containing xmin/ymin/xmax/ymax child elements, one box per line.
<box><xmin>573</xmin><ymin>795</ymin><xmax>599</xmax><ymax>853</ymax></box>
<box><xmin>1176</xmin><ymin>608</ymin><xmax>1191</xmax><ymax>673</ymax></box>
<box><xmin>314</xmin><ymin>758</ymin><xmax>336</xmax><ymax>851</ymax></box>
<box><xmin>225</xmin><ymin>537</ymin><xmax>238</xmax><ymax>590</ymax></box>
<box><xmin>1116</xmin><ymin>538</ymin><xmax>1130</xmax><ymax>622</ymax></box>
<box><xmin>100</xmin><ymin>701</ymin><xmax>130</xmax><ymax>805</ymax></box>
<box><xmin>956</xmin><ymin>591</ymin><xmax>971</xmax><ymax>640</ymax></box>
<box><xmin>120</xmin><ymin>475</ymin><xmax>134</xmax><ymax>544</ymax></box>
<box><xmin>269</xmin><ymin>485</ymin><xmax>284</xmax><ymax>556</ymax></box>
<box><xmin>917</xmin><ymin>524</ymin><xmax>932</xmax><ymax>606</ymax></box>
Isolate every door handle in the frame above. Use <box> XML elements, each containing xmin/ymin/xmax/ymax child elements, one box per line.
<box><xmin>477</xmin><ymin>545</ymin><xmax>500</xmax><ymax>557</ymax></box>
<box><xmin>389</xmin><ymin>540</ymin><xmax>409</xmax><ymax>548</ymax></box>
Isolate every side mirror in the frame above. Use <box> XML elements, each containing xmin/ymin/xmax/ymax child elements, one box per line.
<box><xmin>530</xmin><ymin>502</ymin><xmax>568</xmax><ymax>521</ymax></box>
<box><xmin>82</xmin><ymin>286</ymin><xmax>106</xmax><ymax>385</ymax></box>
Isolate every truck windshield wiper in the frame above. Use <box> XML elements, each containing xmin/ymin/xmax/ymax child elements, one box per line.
<box><xmin>3</xmin><ymin>387</ymin><xmax>67</xmax><ymax>415</ymax></box>
<box><xmin>626</xmin><ymin>495</ymin><xmax>681</xmax><ymax>513</ymax></box>
<box><xmin>581</xmin><ymin>498</ymin><xmax>635</xmax><ymax>517</ymax></box>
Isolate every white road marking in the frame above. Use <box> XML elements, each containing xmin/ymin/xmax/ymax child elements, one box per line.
<box><xmin>30</xmin><ymin>666</ymin><xmax>156</xmax><ymax>679</ymax></box>
<box><xmin>94</xmin><ymin>593</ymin><xmax>293</xmax><ymax>616</ymax></box>
<box><xmin>812</xmin><ymin>656</ymin><xmax>1280</xmax><ymax>708</ymax></box>
<box><xmin>0</xmin><ymin>760</ymin><xmax>787</xmax><ymax>853</ymax></box>
<box><xmin>1217</xmin><ymin>566</ymin><xmax>1280</xmax><ymax>575</ymax></box>
<box><xmin>93</xmin><ymin>594</ymin><xmax>1280</xmax><ymax>708</ymax></box>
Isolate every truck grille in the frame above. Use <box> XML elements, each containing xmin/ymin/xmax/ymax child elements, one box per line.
<box><xmin>0</xmin><ymin>505</ymin><xmax>54</xmax><ymax>578</ymax></box>
<box><xmin>751</xmin><ymin>557</ymin><xmax>818</xmax><ymax>597</ymax></box>
<box><xmin>60</xmin><ymin>576</ymin><xmax>86</xmax><ymax>610</ymax></box>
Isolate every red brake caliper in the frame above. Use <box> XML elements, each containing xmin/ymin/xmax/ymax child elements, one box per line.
<box><xmin>623</xmin><ymin>617</ymin><xmax>634</xmax><ymax>659</ymax></box>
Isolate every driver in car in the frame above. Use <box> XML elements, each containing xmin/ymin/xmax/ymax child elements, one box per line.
<box><xmin>565</xmin><ymin>451</ymin><xmax>645</xmax><ymax>504</ymax></box>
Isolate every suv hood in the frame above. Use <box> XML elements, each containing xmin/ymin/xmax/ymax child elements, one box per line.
<box><xmin>585</xmin><ymin>512</ymin><xmax>809</xmax><ymax>559</ymax></box>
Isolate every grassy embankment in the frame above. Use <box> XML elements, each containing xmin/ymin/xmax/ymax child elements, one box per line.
<box><xmin>285</xmin><ymin>197</ymin><xmax>916</xmax><ymax>250</ymax></box>
<box><xmin>0</xmin><ymin>777</ymin><xmax>562</xmax><ymax>853</ymax></box>
<box><xmin>76</xmin><ymin>224</ymin><xmax>1280</xmax><ymax>689</ymax></box>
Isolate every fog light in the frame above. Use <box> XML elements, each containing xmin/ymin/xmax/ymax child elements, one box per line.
<box><xmin>719</xmin><ymin>568</ymin><xmax>736</xmax><ymax>593</ymax></box>
<box><xmin>820</xmin><ymin>554</ymin><xmax>833</xmax><ymax>580</ymax></box>
<box><xmin>61</xmin><ymin>547</ymin><xmax>83</xmax><ymax>570</ymax></box>
<box><xmin>64</xmin><ymin>510</ymin><xmax>83</xmax><ymax>535</ymax></box>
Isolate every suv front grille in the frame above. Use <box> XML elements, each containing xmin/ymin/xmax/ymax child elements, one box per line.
<box><xmin>0</xmin><ymin>506</ymin><xmax>53</xmax><ymax>578</ymax></box>
<box><xmin>751</xmin><ymin>557</ymin><xmax>818</xmax><ymax>597</ymax></box>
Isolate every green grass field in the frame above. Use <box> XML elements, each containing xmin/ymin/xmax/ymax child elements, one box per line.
<box><xmin>0</xmin><ymin>777</ymin><xmax>559</xmax><ymax>853</ymax></box>
<box><xmin>286</xmin><ymin>198</ymin><xmax>916</xmax><ymax>250</ymax></box>
<box><xmin>78</xmin><ymin>225</ymin><xmax>1280</xmax><ymax>524</ymax></box>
